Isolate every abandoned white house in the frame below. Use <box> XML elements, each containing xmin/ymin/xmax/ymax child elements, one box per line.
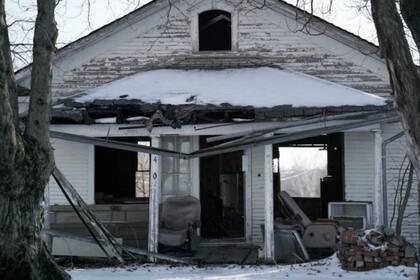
<box><xmin>15</xmin><ymin>0</ymin><xmax>418</xmax><ymax>263</ymax></box>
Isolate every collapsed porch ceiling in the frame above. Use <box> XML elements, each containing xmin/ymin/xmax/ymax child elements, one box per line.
<box><xmin>50</xmin><ymin>110</ymin><xmax>399</xmax><ymax>159</ymax></box>
<box><xmin>49</xmin><ymin>67</ymin><xmax>390</xmax><ymax>128</ymax></box>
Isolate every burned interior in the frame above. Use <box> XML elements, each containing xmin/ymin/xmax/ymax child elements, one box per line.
<box><xmin>200</xmin><ymin>136</ymin><xmax>245</xmax><ymax>240</ymax></box>
<box><xmin>273</xmin><ymin>133</ymin><xmax>344</xmax><ymax>221</ymax></box>
<box><xmin>272</xmin><ymin>133</ymin><xmax>345</xmax><ymax>260</ymax></box>
<box><xmin>95</xmin><ymin>137</ymin><xmax>151</xmax><ymax>204</ymax></box>
<box><xmin>48</xmin><ymin>108</ymin><xmax>399</xmax><ymax>265</ymax></box>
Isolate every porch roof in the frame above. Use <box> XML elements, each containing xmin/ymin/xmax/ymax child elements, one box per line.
<box><xmin>76</xmin><ymin>67</ymin><xmax>385</xmax><ymax>108</ymax></box>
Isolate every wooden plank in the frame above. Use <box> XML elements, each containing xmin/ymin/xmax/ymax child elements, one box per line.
<box><xmin>52</xmin><ymin>168</ymin><xmax>125</xmax><ymax>263</ymax></box>
<box><xmin>45</xmin><ymin>230</ymin><xmax>190</xmax><ymax>264</ymax></box>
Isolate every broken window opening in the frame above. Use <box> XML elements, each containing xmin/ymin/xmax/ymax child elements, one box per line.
<box><xmin>278</xmin><ymin>147</ymin><xmax>328</xmax><ymax>199</ymax></box>
<box><xmin>199</xmin><ymin>10</ymin><xmax>232</xmax><ymax>51</ymax></box>
<box><xmin>95</xmin><ymin>137</ymin><xmax>151</xmax><ymax>204</ymax></box>
<box><xmin>273</xmin><ymin>133</ymin><xmax>344</xmax><ymax>220</ymax></box>
<box><xmin>136</xmin><ymin>141</ymin><xmax>151</xmax><ymax>198</ymax></box>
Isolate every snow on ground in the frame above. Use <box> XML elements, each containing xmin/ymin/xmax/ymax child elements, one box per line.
<box><xmin>77</xmin><ymin>67</ymin><xmax>386</xmax><ymax>108</ymax></box>
<box><xmin>69</xmin><ymin>255</ymin><xmax>417</xmax><ymax>280</ymax></box>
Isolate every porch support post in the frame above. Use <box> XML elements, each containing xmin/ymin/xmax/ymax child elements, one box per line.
<box><xmin>244</xmin><ymin>149</ymin><xmax>253</xmax><ymax>243</ymax></box>
<box><xmin>148</xmin><ymin>136</ymin><xmax>162</xmax><ymax>262</ymax></box>
<box><xmin>264</xmin><ymin>144</ymin><xmax>275</xmax><ymax>262</ymax></box>
<box><xmin>372</xmin><ymin>128</ymin><xmax>383</xmax><ymax>227</ymax></box>
<box><xmin>191</xmin><ymin>136</ymin><xmax>200</xmax><ymax>199</ymax></box>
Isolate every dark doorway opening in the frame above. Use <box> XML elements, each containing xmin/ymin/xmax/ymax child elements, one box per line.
<box><xmin>199</xmin><ymin>10</ymin><xmax>232</xmax><ymax>51</ymax></box>
<box><xmin>95</xmin><ymin>137</ymin><xmax>150</xmax><ymax>204</ymax></box>
<box><xmin>273</xmin><ymin>133</ymin><xmax>344</xmax><ymax>220</ymax></box>
<box><xmin>199</xmin><ymin>136</ymin><xmax>244</xmax><ymax>239</ymax></box>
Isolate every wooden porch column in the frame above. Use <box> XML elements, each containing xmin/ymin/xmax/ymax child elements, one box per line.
<box><xmin>244</xmin><ymin>149</ymin><xmax>253</xmax><ymax>243</ymax></box>
<box><xmin>264</xmin><ymin>144</ymin><xmax>275</xmax><ymax>262</ymax></box>
<box><xmin>148</xmin><ymin>136</ymin><xmax>162</xmax><ymax>262</ymax></box>
<box><xmin>372</xmin><ymin>128</ymin><xmax>383</xmax><ymax>227</ymax></box>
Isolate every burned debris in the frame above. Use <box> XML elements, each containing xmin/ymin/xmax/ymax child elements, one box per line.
<box><xmin>51</xmin><ymin>96</ymin><xmax>391</xmax><ymax>131</ymax></box>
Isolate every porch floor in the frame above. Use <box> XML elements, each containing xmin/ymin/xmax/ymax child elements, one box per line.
<box><xmin>167</xmin><ymin>244</ymin><xmax>260</xmax><ymax>264</ymax></box>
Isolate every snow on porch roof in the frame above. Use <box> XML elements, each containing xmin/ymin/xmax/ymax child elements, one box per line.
<box><xmin>77</xmin><ymin>67</ymin><xmax>386</xmax><ymax>108</ymax></box>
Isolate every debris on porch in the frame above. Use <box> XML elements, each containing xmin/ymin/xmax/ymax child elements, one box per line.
<box><xmin>165</xmin><ymin>244</ymin><xmax>259</xmax><ymax>265</ymax></box>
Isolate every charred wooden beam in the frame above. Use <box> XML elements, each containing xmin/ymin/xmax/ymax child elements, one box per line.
<box><xmin>50</xmin><ymin>97</ymin><xmax>392</xmax><ymax>126</ymax></box>
<box><xmin>51</xmin><ymin>109</ymin><xmax>85</xmax><ymax>124</ymax></box>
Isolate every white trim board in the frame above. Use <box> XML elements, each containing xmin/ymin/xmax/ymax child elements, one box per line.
<box><xmin>50</xmin><ymin>121</ymin><xmax>380</xmax><ymax>138</ymax></box>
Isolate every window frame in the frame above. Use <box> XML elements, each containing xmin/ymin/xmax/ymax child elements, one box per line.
<box><xmin>161</xmin><ymin>136</ymin><xmax>193</xmax><ymax>196</ymax></box>
<box><xmin>94</xmin><ymin>137</ymin><xmax>151</xmax><ymax>204</ymax></box>
<box><xmin>190</xmin><ymin>4</ymin><xmax>238</xmax><ymax>52</ymax></box>
<box><xmin>135</xmin><ymin>140</ymin><xmax>151</xmax><ymax>199</ymax></box>
<box><xmin>198</xmin><ymin>10</ymin><xmax>232</xmax><ymax>51</ymax></box>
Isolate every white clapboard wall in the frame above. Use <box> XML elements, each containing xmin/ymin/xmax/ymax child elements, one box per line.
<box><xmin>48</xmin><ymin>139</ymin><xmax>95</xmax><ymax>205</ymax></box>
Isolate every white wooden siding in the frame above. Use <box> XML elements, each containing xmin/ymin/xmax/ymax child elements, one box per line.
<box><xmin>345</xmin><ymin>126</ymin><xmax>419</xmax><ymax>245</ymax></box>
<box><xmin>250</xmin><ymin>146</ymin><xmax>266</xmax><ymax>245</ymax></box>
<box><xmin>344</xmin><ymin>132</ymin><xmax>375</xmax><ymax>202</ymax></box>
<box><xmin>48</xmin><ymin>139</ymin><xmax>94</xmax><ymax>205</ymax></box>
<box><xmin>16</xmin><ymin>0</ymin><xmax>391</xmax><ymax>100</ymax></box>
<box><xmin>382</xmin><ymin>123</ymin><xmax>419</xmax><ymax>245</ymax></box>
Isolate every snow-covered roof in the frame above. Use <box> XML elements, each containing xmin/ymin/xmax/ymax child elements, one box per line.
<box><xmin>77</xmin><ymin>67</ymin><xmax>385</xmax><ymax>108</ymax></box>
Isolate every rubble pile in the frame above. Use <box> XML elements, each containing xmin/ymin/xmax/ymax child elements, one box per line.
<box><xmin>337</xmin><ymin>228</ymin><xmax>417</xmax><ymax>271</ymax></box>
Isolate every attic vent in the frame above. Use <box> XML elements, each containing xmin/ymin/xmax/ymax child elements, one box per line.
<box><xmin>199</xmin><ymin>10</ymin><xmax>232</xmax><ymax>51</ymax></box>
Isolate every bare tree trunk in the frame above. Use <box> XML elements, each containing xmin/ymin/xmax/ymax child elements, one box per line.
<box><xmin>370</xmin><ymin>0</ymin><xmax>420</xmax><ymax>259</ymax></box>
<box><xmin>370</xmin><ymin>0</ymin><xmax>420</xmax><ymax>181</ymax></box>
<box><xmin>0</xmin><ymin>0</ymin><xmax>69</xmax><ymax>279</ymax></box>
<box><xmin>400</xmin><ymin>0</ymin><xmax>420</xmax><ymax>50</ymax></box>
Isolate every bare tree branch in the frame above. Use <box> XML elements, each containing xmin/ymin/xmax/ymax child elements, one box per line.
<box><xmin>396</xmin><ymin>162</ymin><xmax>414</xmax><ymax>236</ymax></box>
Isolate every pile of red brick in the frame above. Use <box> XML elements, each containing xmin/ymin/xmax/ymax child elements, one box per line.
<box><xmin>337</xmin><ymin>228</ymin><xmax>417</xmax><ymax>271</ymax></box>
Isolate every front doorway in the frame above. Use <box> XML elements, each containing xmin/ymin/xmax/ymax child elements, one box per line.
<box><xmin>199</xmin><ymin>136</ymin><xmax>245</xmax><ymax>240</ymax></box>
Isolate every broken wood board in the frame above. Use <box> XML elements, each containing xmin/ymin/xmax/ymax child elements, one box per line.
<box><xmin>45</xmin><ymin>230</ymin><xmax>191</xmax><ymax>264</ymax></box>
<box><xmin>52</xmin><ymin>168</ymin><xmax>125</xmax><ymax>263</ymax></box>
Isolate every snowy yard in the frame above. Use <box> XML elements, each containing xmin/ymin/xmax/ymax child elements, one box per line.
<box><xmin>69</xmin><ymin>255</ymin><xmax>417</xmax><ymax>280</ymax></box>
